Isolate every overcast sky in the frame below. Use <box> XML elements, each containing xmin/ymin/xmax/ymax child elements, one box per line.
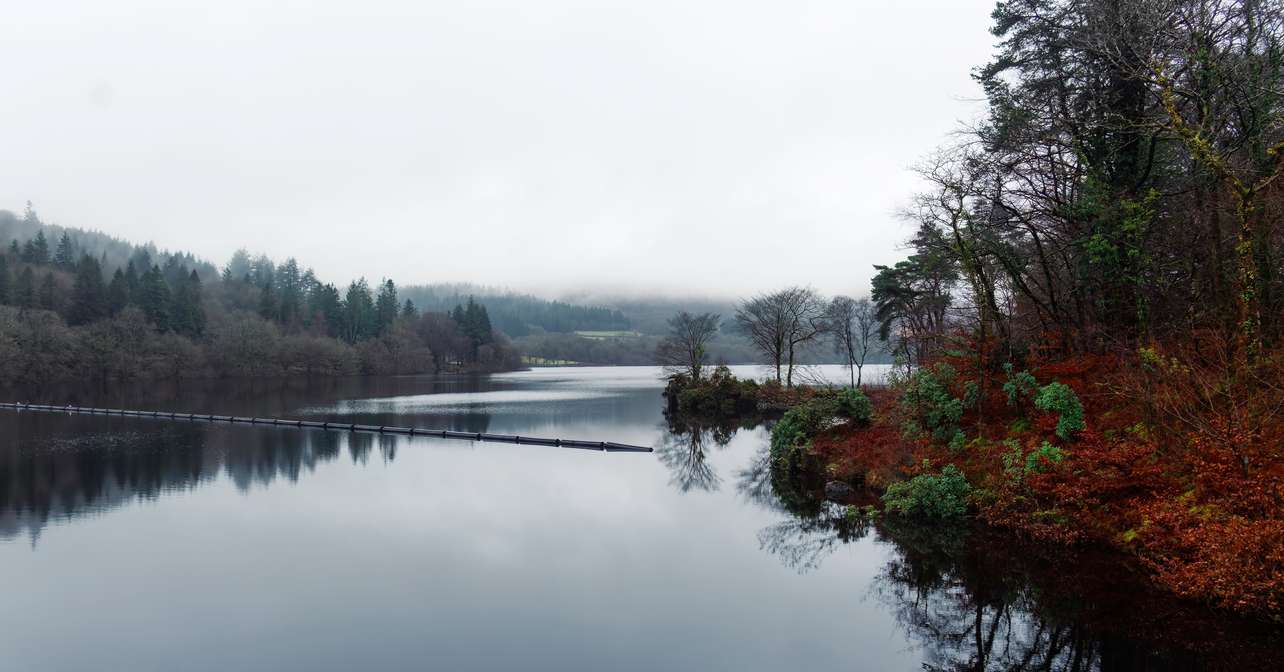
<box><xmin>3</xmin><ymin>0</ymin><xmax>995</xmax><ymax>300</ymax></box>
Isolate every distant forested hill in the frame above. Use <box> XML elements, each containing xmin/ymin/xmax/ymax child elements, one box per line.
<box><xmin>566</xmin><ymin>294</ymin><xmax>739</xmax><ymax>335</ymax></box>
<box><xmin>399</xmin><ymin>284</ymin><xmax>631</xmax><ymax>337</ymax></box>
<box><xmin>0</xmin><ymin>207</ymin><xmax>526</xmax><ymax>383</ymax></box>
<box><xmin>0</xmin><ymin>206</ymin><xmax>217</xmax><ymax>281</ymax></box>
<box><xmin>0</xmin><ymin>205</ymin><xmax>882</xmax><ymax>370</ymax></box>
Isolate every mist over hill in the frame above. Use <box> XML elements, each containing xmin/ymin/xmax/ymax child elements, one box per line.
<box><xmin>0</xmin><ymin>207</ymin><xmax>217</xmax><ymax>282</ymax></box>
<box><xmin>1</xmin><ymin>206</ymin><xmax>885</xmax><ymax>367</ymax></box>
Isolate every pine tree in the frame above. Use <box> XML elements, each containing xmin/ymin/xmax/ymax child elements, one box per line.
<box><xmin>8</xmin><ymin>240</ymin><xmax>18</xmax><ymax>257</ymax></box>
<box><xmin>258</xmin><ymin>284</ymin><xmax>279</xmax><ymax>322</ymax></box>
<box><xmin>276</xmin><ymin>258</ymin><xmax>302</xmax><ymax>325</ymax></box>
<box><xmin>162</xmin><ymin>256</ymin><xmax>185</xmax><ymax>287</ymax></box>
<box><xmin>15</xmin><ymin>267</ymin><xmax>35</xmax><ymax>308</ymax></box>
<box><xmin>69</xmin><ymin>255</ymin><xmax>107</xmax><ymax>325</ymax></box>
<box><xmin>38</xmin><ymin>272</ymin><xmax>58</xmax><ymax>311</ymax></box>
<box><xmin>187</xmin><ymin>270</ymin><xmax>206</xmax><ymax>336</ymax></box>
<box><xmin>53</xmin><ymin>233</ymin><xmax>76</xmax><ymax>269</ymax></box>
<box><xmin>458</xmin><ymin>297</ymin><xmax>494</xmax><ymax>361</ymax></box>
<box><xmin>0</xmin><ymin>255</ymin><xmax>9</xmax><ymax>304</ymax></box>
<box><xmin>343</xmin><ymin>279</ymin><xmax>375</xmax><ymax>343</ymax></box>
<box><xmin>375</xmin><ymin>279</ymin><xmax>398</xmax><ymax>336</ymax></box>
<box><xmin>139</xmin><ymin>264</ymin><xmax>171</xmax><ymax>329</ymax></box>
<box><xmin>170</xmin><ymin>269</ymin><xmax>206</xmax><ymax>337</ymax></box>
<box><xmin>107</xmin><ymin>269</ymin><xmax>129</xmax><ymax>315</ymax></box>
<box><xmin>476</xmin><ymin>304</ymin><xmax>493</xmax><ymax>343</ymax></box>
<box><xmin>309</xmin><ymin>282</ymin><xmax>343</xmax><ymax>337</ymax></box>
<box><xmin>401</xmin><ymin>299</ymin><xmax>418</xmax><ymax>319</ymax></box>
<box><xmin>124</xmin><ymin>261</ymin><xmax>140</xmax><ymax>297</ymax></box>
<box><xmin>22</xmin><ymin>231</ymin><xmax>49</xmax><ymax>265</ymax></box>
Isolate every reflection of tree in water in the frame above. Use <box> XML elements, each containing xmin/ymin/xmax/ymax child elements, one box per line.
<box><xmin>756</xmin><ymin>502</ymin><xmax>872</xmax><ymax>572</ymax></box>
<box><xmin>734</xmin><ymin>442</ymin><xmax>780</xmax><ymax>511</ymax></box>
<box><xmin>657</xmin><ymin>411</ymin><xmax>770</xmax><ymax>494</ymax></box>
<box><xmin>753</xmin><ymin>445</ymin><xmax>1284</xmax><ymax>670</ymax></box>
<box><xmin>0</xmin><ymin>415</ymin><xmax>397</xmax><ymax>542</ymax></box>
<box><xmin>755</xmin><ymin>505</ymin><xmax>1283</xmax><ymax>668</ymax></box>
<box><xmin>873</xmin><ymin>520</ymin><xmax>1101</xmax><ymax>672</ymax></box>
<box><xmin>655</xmin><ymin>423</ymin><xmax>724</xmax><ymax>493</ymax></box>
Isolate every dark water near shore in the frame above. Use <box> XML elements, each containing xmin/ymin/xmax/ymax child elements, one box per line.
<box><xmin>0</xmin><ymin>366</ymin><xmax>1279</xmax><ymax>671</ymax></box>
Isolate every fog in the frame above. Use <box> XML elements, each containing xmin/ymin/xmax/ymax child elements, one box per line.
<box><xmin>2</xmin><ymin>0</ymin><xmax>994</xmax><ymax>299</ymax></box>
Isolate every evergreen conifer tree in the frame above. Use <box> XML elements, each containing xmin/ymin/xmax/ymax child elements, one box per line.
<box><xmin>107</xmin><ymin>269</ymin><xmax>129</xmax><ymax>315</ymax></box>
<box><xmin>170</xmin><ymin>269</ymin><xmax>206</xmax><ymax>337</ymax></box>
<box><xmin>0</xmin><ymin>255</ymin><xmax>9</xmax><ymax>304</ymax></box>
<box><xmin>124</xmin><ymin>261</ymin><xmax>141</xmax><ymax>297</ymax></box>
<box><xmin>38</xmin><ymin>272</ymin><xmax>58</xmax><ymax>311</ymax></box>
<box><xmin>139</xmin><ymin>264</ymin><xmax>171</xmax><ymax>329</ymax></box>
<box><xmin>15</xmin><ymin>267</ymin><xmax>35</xmax><ymax>308</ymax></box>
<box><xmin>22</xmin><ymin>231</ymin><xmax>49</xmax><ymax>265</ymax></box>
<box><xmin>53</xmin><ymin>233</ymin><xmax>76</xmax><ymax>269</ymax></box>
<box><xmin>69</xmin><ymin>255</ymin><xmax>107</xmax><ymax>325</ymax></box>
<box><xmin>375</xmin><ymin>279</ymin><xmax>398</xmax><ymax>336</ymax></box>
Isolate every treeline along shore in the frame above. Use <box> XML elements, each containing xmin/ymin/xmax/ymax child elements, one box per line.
<box><xmin>0</xmin><ymin>206</ymin><xmax>521</xmax><ymax>388</ymax></box>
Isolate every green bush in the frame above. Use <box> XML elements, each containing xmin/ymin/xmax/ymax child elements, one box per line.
<box><xmin>899</xmin><ymin>363</ymin><xmax>964</xmax><ymax>441</ymax></box>
<box><xmin>1034</xmin><ymin>382</ymin><xmax>1084</xmax><ymax>440</ymax></box>
<box><xmin>664</xmin><ymin>365</ymin><xmax>760</xmax><ymax>417</ymax></box>
<box><xmin>767</xmin><ymin>397</ymin><xmax>842</xmax><ymax>517</ymax></box>
<box><xmin>769</xmin><ymin>411</ymin><xmax>809</xmax><ymax>458</ymax></box>
<box><xmin>834</xmin><ymin>387</ymin><xmax>873</xmax><ymax>425</ymax></box>
<box><xmin>1003</xmin><ymin>364</ymin><xmax>1039</xmax><ymax>410</ymax></box>
<box><xmin>881</xmin><ymin>462</ymin><xmax>972</xmax><ymax>519</ymax></box>
<box><xmin>770</xmin><ymin>397</ymin><xmax>838</xmax><ymax>455</ymax></box>
<box><xmin>1025</xmin><ymin>441</ymin><xmax>1066</xmax><ymax>474</ymax></box>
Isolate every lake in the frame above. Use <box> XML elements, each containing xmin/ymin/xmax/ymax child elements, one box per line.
<box><xmin>1</xmin><ymin>366</ymin><xmax>1279</xmax><ymax>671</ymax></box>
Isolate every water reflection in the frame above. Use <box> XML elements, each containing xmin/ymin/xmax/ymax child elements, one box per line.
<box><xmin>0</xmin><ymin>367</ymin><xmax>1279</xmax><ymax>671</ymax></box>
<box><xmin>734</xmin><ymin>442</ymin><xmax>781</xmax><ymax>511</ymax></box>
<box><xmin>655</xmin><ymin>411</ymin><xmax>770</xmax><ymax>494</ymax></box>
<box><xmin>756</xmin><ymin>502</ymin><xmax>872</xmax><ymax>572</ymax></box>
<box><xmin>653</xmin><ymin>421</ymin><xmax>735</xmax><ymax>493</ymax></box>
<box><xmin>752</xmin><ymin>483</ymin><xmax>1284</xmax><ymax>670</ymax></box>
<box><xmin>0</xmin><ymin>414</ymin><xmax>368</xmax><ymax>542</ymax></box>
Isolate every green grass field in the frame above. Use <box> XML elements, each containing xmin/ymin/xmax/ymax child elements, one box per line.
<box><xmin>573</xmin><ymin>330</ymin><xmax>644</xmax><ymax>340</ymax></box>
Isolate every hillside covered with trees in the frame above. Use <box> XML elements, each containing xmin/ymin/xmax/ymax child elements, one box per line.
<box><xmin>0</xmin><ymin>206</ymin><xmax>520</xmax><ymax>386</ymax></box>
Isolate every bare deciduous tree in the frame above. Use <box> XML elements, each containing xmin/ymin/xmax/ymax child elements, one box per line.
<box><xmin>737</xmin><ymin>287</ymin><xmax>827</xmax><ymax>387</ymax></box>
<box><xmin>828</xmin><ymin>295</ymin><xmax>877</xmax><ymax>388</ymax></box>
<box><xmin>781</xmin><ymin>287</ymin><xmax>828</xmax><ymax>388</ymax></box>
<box><xmin>655</xmin><ymin>311</ymin><xmax>720</xmax><ymax>381</ymax></box>
<box><xmin>735</xmin><ymin>292</ymin><xmax>789</xmax><ymax>383</ymax></box>
<box><xmin>739</xmin><ymin>287</ymin><xmax>826</xmax><ymax>388</ymax></box>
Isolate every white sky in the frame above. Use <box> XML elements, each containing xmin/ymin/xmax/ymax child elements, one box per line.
<box><xmin>2</xmin><ymin>0</ymin><xmax>995</xmax><ymax>300</ymax></box>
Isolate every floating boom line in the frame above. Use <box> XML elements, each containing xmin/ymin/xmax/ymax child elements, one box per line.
<box><xmin>0</xmin><ymin>402</ymin><xmax>653</xmax><ymax>453</ymax></box>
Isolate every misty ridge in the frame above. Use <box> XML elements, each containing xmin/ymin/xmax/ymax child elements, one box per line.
<box><xmin>0</xmin><ymin>205</ymin><xmax>881</xmax><ymax>387</ymax></box>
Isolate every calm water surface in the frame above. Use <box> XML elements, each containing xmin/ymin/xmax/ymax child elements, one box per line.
<box><xmin>1</xmin><ymin>366</ymin><xmax>1279</xmax><ymax>671</ymax></box>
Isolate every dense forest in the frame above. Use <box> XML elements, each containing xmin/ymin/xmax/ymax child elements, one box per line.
<box><xmin>0</xmin><ymin>205</ymin><xmax>520</xmax><ymax>386</ymax></box>
<box><xmin>749</xmin><ymin>0</ymin><xmax>1284</xmax><ymax>621</ymax></box>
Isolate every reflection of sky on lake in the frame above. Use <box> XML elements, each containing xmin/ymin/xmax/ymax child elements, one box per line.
<box><xmin>309</xmin><ymin>389</ymin><xmax>615</xmax><ymax>414</ymax></box>
<box><xmin>1</xmin><ymin>365</ymin><xmax>1276</xmax><ymax>671</ymax></box>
